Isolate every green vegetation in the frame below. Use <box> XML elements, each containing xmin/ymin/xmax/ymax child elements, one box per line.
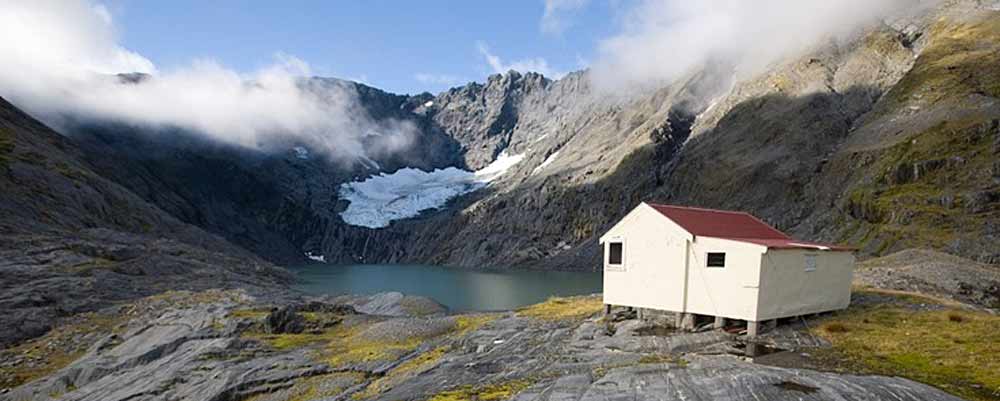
<box><xmin>516</xmin><ymin>296</ymin><xmax>603</xmax><ymax>321</ymax></box>
<box><xmin>637</xmin><ymin>353</ymin><xmax>686</xmax><ymax>365</ymax></box>
<box><xmin>244</xmin><ymin>312</ymin><xmax>495</xmax><ymax>370</ymax></box>
<box><xmin>426</xmin><ymin>379</ymin><xmax>534</xmax><ymax>401</ymax></box>
<box><xmin>452</xmin><ymin>313</ymin><xmax>499</xmax><ymax>336</ymax></box>
<box><xmin>836</xmin><ymin>13</ymin><xmax>1000</xmax><ymax>255</ymax></box>
<box><xmin>322</xmin><ymin>323</ymin><xmax>426</xmax><ymax>367</ymax></box>
<box><xmin>882</xmin><ymin>16</ymin><xmax>1000</xmax><ymax>111</ymax></box>
<box><xmin>0</xmin><ymin>312</ymin><xmax>122</xmax><ymax>389</ymax></box>
<box><xmin>0</xmin><ymin>290</ymin><xmax>238</xmax><ymax>389</ymax></box>
<box><xmin>354</xmin><ymin>346</ymin><xmax>451</xmax><ymax>400</ymax></box>
<box><xmin>841</xmin><ymin>117</ymin><xmax>998</xmax><ymax>254</ymax></box>
<box><xmin>244</xmin><ymin>372</ymin><xmax>366</xmax><ymax>401</ymax></box>
<box><xmin>813</xmin><ymin>293</ymin><xmax>1000</xmax><ymax>401</ymax></box>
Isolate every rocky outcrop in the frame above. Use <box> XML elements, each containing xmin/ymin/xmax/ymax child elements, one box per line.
<box><xmin>2</xmin><ymin>291</ymin><xmax>966</xmax><ymax>401</ymax></box>
<box><xmin>854</xmin><ymin>249</ymin><xmax>1000</xmax><ymax>309</ymax></box>
<box><xmin>328</xmin><ymin>292</ymin><xmax>448</xmax><ymax>317</ymax></box>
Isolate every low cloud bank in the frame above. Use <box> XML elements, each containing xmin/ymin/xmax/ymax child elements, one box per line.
<box><xmin>0</xmin><ymin>0</ymin><xmax>413</xmax><ymax>160</ymax></box>
<box><xmin>590</xmin><ymin>0</ymin><xmax>927</xmax><ymax>93</ymax></box>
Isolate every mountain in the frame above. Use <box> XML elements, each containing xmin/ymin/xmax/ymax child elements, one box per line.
<box><xmin>14</xmin><ymin>0</ymin><xmax>1000</xmax><ymax>271</ymax></box>
<box><xmin>328</xmin><ymin>1</ymin><xmax>999</xmax><ymax>267</ymax></box>
<box><xmin>0</xmin><ymin>96</ymin><xmax>291</xmax><ymax>346</ymax></box>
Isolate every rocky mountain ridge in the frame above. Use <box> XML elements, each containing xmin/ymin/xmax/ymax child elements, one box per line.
<box><xmin>7</xmin><ymin>0</ymin><xmax>999</xmax><ymax>270</ymax></box>
<box><xmin>323</xmin><ymin>0</ymin><xmax>1000</xmax><ymax>267</ymax></box>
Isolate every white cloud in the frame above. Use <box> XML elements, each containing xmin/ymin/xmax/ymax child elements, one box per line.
<box><xmin>476</xmin><ymin>41</ymin><xmax>563</xmax><ymax>78</ymax></box>
<box><xmin>590</xmin><ymin>0</ymin><xmax>928</xmax><ymax>93</ymax></box>
<box><xmin>541</xmin><ymin>0</ymin><xmax>589</xmax><ymax>35</ymax></box>
<box><xmin>0</xmin><ymin>0</ymin><xmax>414</xmax><ymax>161</ymax></box>
<box><xmin>414</xmin><ymin>73</ymin><xmax>467</xmax><ymax>87</ymax></box>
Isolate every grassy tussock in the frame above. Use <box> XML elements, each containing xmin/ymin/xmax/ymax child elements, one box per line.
<box><xmin>453</xmin><ymin>313</ymin><xmax>499</xmax><ymax>335</ymax></box>
<box><xmin>0</xmin><ymin>312</ymin><xmax>122</xmax><ymax>389</ymax></box>
<box><xmin>427</xmin><ymin>379</ymin><xmax>534</xmax><ymax>401</ymax></box>
<box><xmin>244</xmin><ymin>372</ymin><xmax>366</xmax><ymax>401</ymax></box>
<box><xmin>516</xmin><ymin>296</ymin><xmax>603</xmax><ymax>321</ymax></box>
<box><xmin>246</xmin><ymin>312</ymin><xmax>495</xmax><ymax>369</ymax></box>
<box><xmin>353</xmin><ymin>346</ymin><xmax>451</xmax><ymax>400</ymax></box>
<box><xmin>814</xmin><ymin>296</ymin><xmax>1000</xmax><ymax>401</ymax></box>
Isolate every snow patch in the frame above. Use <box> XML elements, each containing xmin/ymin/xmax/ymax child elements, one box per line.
<box><xmin>423</xmin><ymin>100</ymin><xmax>435</xmax><ymax>107</ymax></box>
<box><xmin>473</xmin><ymin>152</ymin><xmax>525</xmax><ymax>182</ymax></box>
<box><xmin>305</xmin><ymin>252</ymin><xmax>326</xmax><ymax>263</ymax></box>
<box><xmin>292</xmin><ymin>146</ymin><xmax>310</xmax><ymax>160</ymax></box>
<box><xmin>534</xmin><ymin>133</ymin><xmax>549</xmax><ymax>142</ymax></box>
<box><xmin>532</xmin><ymin>151</ymin><xmax>560</xmax><ymax>175</ymax></box>
<box><xmin>338</xmin><ymin>152</ymin><xmax>524</xmax><ymax>228</ymax></box>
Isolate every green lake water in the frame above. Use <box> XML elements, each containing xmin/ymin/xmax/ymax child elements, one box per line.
<box><xmin>288</xmin><ymin>264</ymin><xmax>603</xmax><ymax>312</ymax></box>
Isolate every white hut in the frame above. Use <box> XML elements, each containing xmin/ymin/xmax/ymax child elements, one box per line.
<box><xmin>600</xmin><ymin>202</ymin><xmax>855</xmax><ymax>336</ymax></box>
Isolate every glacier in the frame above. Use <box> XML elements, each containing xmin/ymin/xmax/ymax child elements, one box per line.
<box><xmin>338</xmin><ymin>152</ymin><xmax>524</xmax><ymax>228</ymax></box>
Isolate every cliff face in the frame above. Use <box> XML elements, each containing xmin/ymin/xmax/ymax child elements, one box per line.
<box><xmin>33</xmin><ymin>1</ymin><xmax>1000</xmax><ymax>269</ymax></box>
<box><xmin>0</xmin><ymin>97</ymin><xmax>291</xmax><ymax>346</ymax></box>
<box><xmin>332</xmin><ymin>1</ymin><xmax>998</xmax><ymax>267</ymax></box>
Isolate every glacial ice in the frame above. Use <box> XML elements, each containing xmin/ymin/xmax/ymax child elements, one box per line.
<box><xmin>338</xmin><ymin>152</ymin><xmax>524</xmax><ymax>228</ymax></box>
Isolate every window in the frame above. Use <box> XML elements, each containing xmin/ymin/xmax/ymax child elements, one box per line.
<box><xmin>608</xmin><ymin>242</ymin><xmax>624</xmax><ymax>265</ymax></box>
<box><xmin>805</xmin><ymin>254</ymin><xmax>817</xmax><ymax>272</ymax></box>
<box><xmin>706</xmin><ymin>252</ymin><xmax>726</xmax><ymax>268</ymax></box>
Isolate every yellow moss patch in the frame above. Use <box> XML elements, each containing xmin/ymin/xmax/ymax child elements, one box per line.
<box><xmin>323</xmin><ymin>324</ymin><xmax>426</xmax><ymax>367</ymax></box>
<box><xmin>229</xmin><ymin>309</ymin><xmax>270</xmax><ymax>320</ymax></box>
<box><xmin>517</xmin><ymin>296</ymin><xmax>603</xmax><ymax>321</ymax></box>
<box><xmin>427</xmin><ymin>379</ymin><xmax>534</xmax><ymax>401</ymax></box>
<box><xmin>453</xmin><ymin>313</ymin><xmax>499</xmax><ymax>336</ymax></box>
<box><xmin>0</xmin><ymin>312</ymin><xmax>122</xmax><ymax>389</ymax></box>
<box><xmin>813</xmin><ymin>299</ymin><xmax>1000</xmax><ymax>401</ymax></box>
<box><xmin>246</xmin><ymin>319</ymin><xmax>438</xmax><ymax>368</ymax></box>
<box><xmin>637</xmin><ymin>353</ymin><xmax>683</xmax><ymax>365</ymax></box>
<box><xmin>244</xmin><ymin>372</ymin><xmax>366</xmax><ymax>401</ymax></box>
<box><xmin>353</xmin><ymin>346</ymin><xmax>451</xmax><ymax>400</ymax></box>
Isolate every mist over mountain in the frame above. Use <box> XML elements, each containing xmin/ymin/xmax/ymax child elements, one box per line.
<box><xmin>3</xmin><ymin>0</ymin><xmax>997</xmax><ymax>270</ymax></box>
<box><xmin>1</xmin><ymin>1</ymin><xmax>1000</xmax><ymax>400</ymax></box>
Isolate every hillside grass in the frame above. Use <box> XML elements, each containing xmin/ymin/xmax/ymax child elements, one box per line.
<box><xmin>882</xmin><ymin>15</ymin><xmax>1000</xmax><ymax>110</ymax></box>
<box><xmin>813</xmin><ymin>292</ymin><xmax>1000</xmax><ymax>401</ymax></box>
<box><xmin>0</xmin><ymin>312</ymin><xmax>122</xmax><ymax>390</ymax></box>
<box><xmin>516</xmin><ymin>295</ymin><xmax>603</xmax><ymax>321</ymax></box>
<box><xmin>842</xmin><ymin>117</ymin><xmax>999</xmax><ymax>254</ymax></box>
<box><xmin>836</xmin><ymin>13</ymin><xmax>1000</xmax><ymax>255</ymax></box>
<box><xmin>426</xmin><ymin>379</ymin><xmax>534</xmax><ymax>401</ymax></box>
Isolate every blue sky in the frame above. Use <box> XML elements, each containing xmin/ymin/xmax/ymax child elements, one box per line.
<box><xmin>107</xmin><ymin>1</ymin><xmax>626</xmax><ymax>95</ymax></box>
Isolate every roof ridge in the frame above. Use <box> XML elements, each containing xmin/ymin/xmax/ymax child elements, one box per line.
<box><xmin>645</xmin><ymin>203</ymin><xmax>753</xmax><ymax>216</ymax></box>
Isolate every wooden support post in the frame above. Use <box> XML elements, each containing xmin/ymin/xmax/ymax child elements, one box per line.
<box><xmin>747</xmin><ymin>321</ymin><xmax>760</xmax><ymax>338</ymax></box>
<box><xmin>674</xmin><ymin>312</ymin><xmax>684</xmax><ymax>328</ymax></box>
<box><xmin>714</xmin><ymin>316</ymin><xmax>726</xmax><ymax>330</ymax></box>
<box><xmin>680</xmin><ymin>313</ymin><xmax>696</xmax><ymax>330</ymax></box>
<box><xmin>638</xmin><ymin>308</ymin><xmax>646</xmax><ymax>321</ymax></box>
<box><xmin>603</xmin><ymin>304</ymin><xmax>612</xmax><ymax>316</ymax></box>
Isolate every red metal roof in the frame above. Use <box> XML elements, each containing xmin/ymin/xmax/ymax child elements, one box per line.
<box><xmin>646</xmin><ymin>203</ymin><xmax>852</xmax><ymax>251</ymax></box>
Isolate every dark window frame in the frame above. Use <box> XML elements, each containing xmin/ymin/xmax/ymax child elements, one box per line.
<box><xmin>608</xmin><ymin>242</ymin><xmax>624</xmax><ymax>266</ymax></box>
<box><xmin>706</xmin><ymin>252</ymin><xmax>726</xmax><ymax>268</ymax></box>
